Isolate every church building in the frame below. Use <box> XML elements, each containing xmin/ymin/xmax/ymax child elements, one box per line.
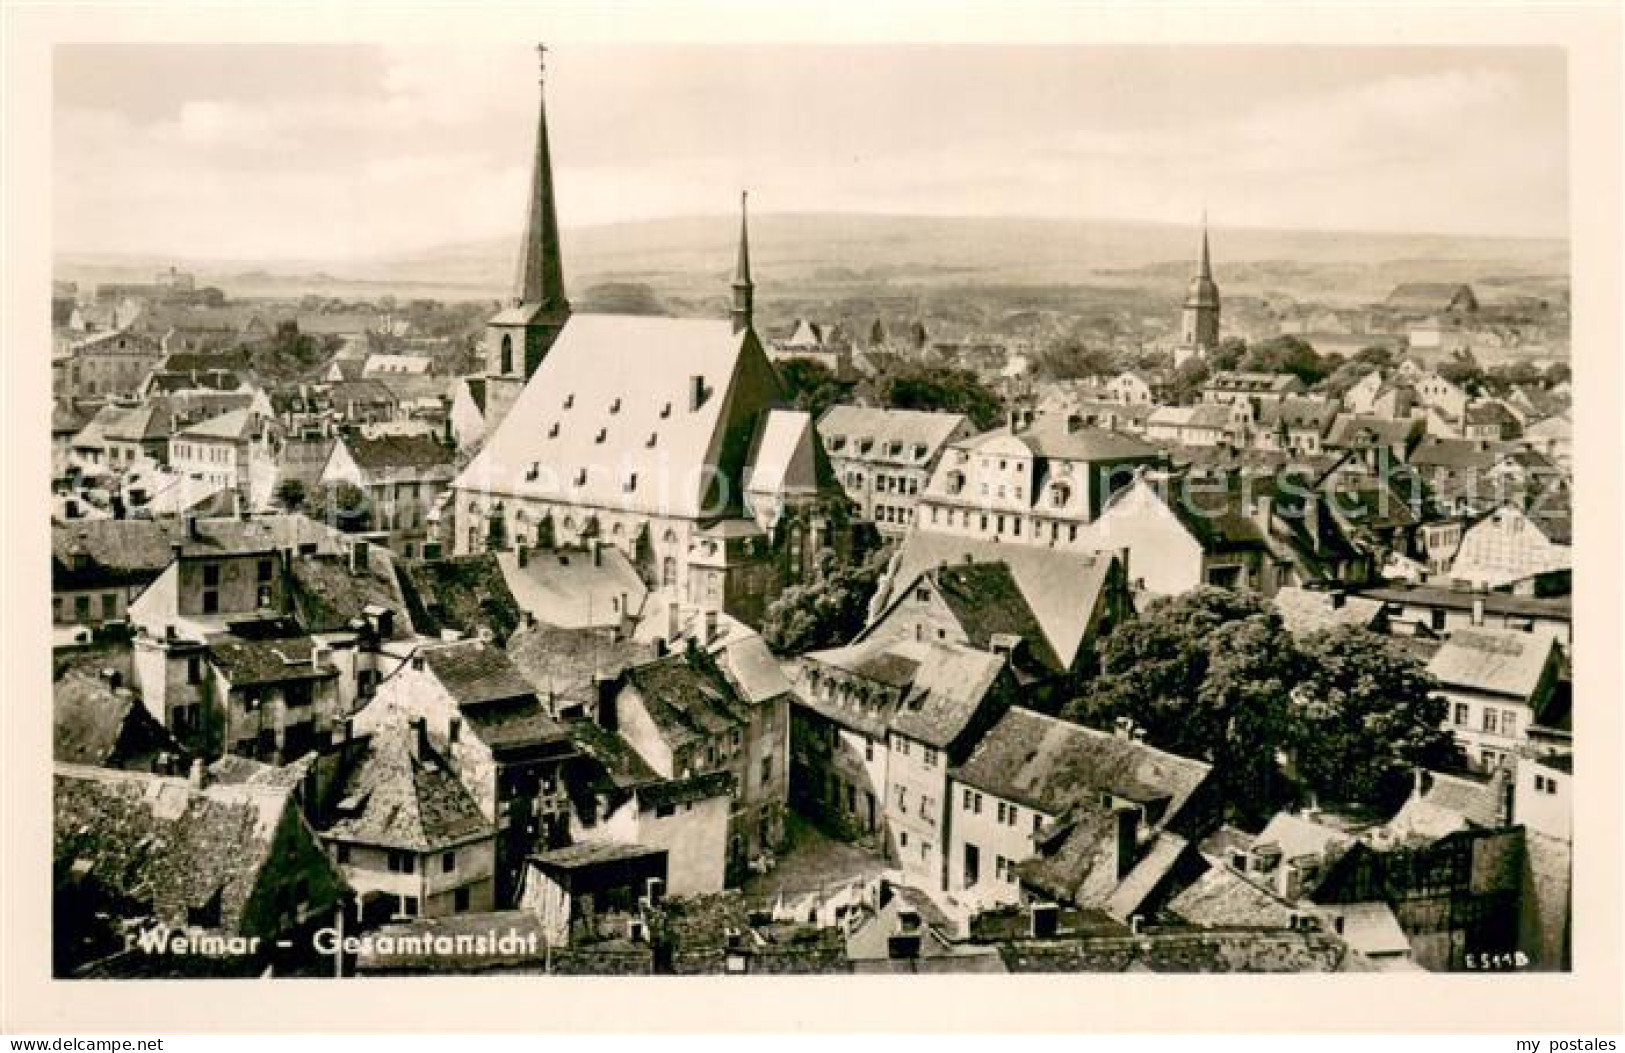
<box><xmin>1173</xmin><ymin>216</ymin><xmax>1221</xmax><ymax>369</ymax></box>
<box><xmin>451</xmin><ymin>48</ymin><xmax>850</xmax><ymax>625</ymax></box>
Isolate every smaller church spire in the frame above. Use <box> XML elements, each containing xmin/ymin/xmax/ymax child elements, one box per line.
<box><xmin>731</xmin><ymin>190</ymin><xmax>754</xmax><ymax>335</ymax></box>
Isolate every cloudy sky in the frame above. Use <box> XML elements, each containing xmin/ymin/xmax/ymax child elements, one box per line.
<box><xmin>54</xmin><ymin>43</ymin><xmax>1568</xmax><ymax>260</ymax></box>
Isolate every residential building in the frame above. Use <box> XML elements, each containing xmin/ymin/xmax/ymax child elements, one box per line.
<box><xmin>321</xmin><ymin>433</ymin><xmax>458</xmax><ymax>558</ymax></box>
<box><xmin>947</xmin><ymin>708</ymin><xmax>1215</xmax><ymax>911</ymax></box>
<box><xmin>53</xmin><ymin>762</ymin><xmax>345</xmax><ymax>976</ymax></box>
<box><xmin>1200</xmin><ymin>372</ymin><xmax>1307</xmax><ymax>424</ymax></box>
<box><xmin>915</xmin><ymin>416</ymin><xmax>1162</xmax><ymax>551</ymax></box>
<box><xmin>168</xmin><ymin>408</ymin><xmax>282</xmax><ymax>509</ymax></box>
<box><xmin>356</xmin><ymin>639</ymin><xmax>577</xmax><ymax>906</ymax></box>
<box><xmin>817</xmin><ymin>406</ymin><xmax>974</xmax><ymax>537</ymax></box>
<box><xmin>60</xmin><ymin>329</ymin><xmax>165</xmax><ymax>399</ymax></box>
<box><xmin>1428</xmin><ymin>629</ymin><xmax>1564</xmax><ymax>771</ymax></box>
<box><xmin>321</xmin><ymin>718</ymin><xmax>499</xmax><ymax>922</ymax></box>
<box><xmin>1448</xmin><ymin>504</ymin><xmax>1571</xmax><ymax>595</ymax></box>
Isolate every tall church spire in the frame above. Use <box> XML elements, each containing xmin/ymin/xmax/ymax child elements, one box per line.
<box><xmin>731</xmin><ymin>190</ymin><xmax>754</xmax><ymax>335</ymax></box>
<box><xmin>1198</xmin><ymin>209</ymin><xmax>1212</xmax><ymax>282</ymax></box>
<box><xmin>512</xmin><ymin>43</ymin><xmax>568</xmax><ymax>313</ymax></box>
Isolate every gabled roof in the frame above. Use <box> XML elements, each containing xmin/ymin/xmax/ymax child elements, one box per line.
<box><xmin>1324</xmin><ymin>414</ymin><xmax>1422</xmax><ymax>450</ymax></box>
<box><xmin>927</xmin><ymin>561</ymin><xmax>1064</xmax><ymax>672</ymax></box>
<box><xmin>54</xmin><ymin>763</ymin><xmax>325</xmax><ymax>936</ymax></box>
<box><xmin>816</xmin><ymin>406</ymin><xmax>970</xmax><ymax>461</ymax></box>
<box><xmin>419</xmin><ymin>639</ymin><xmax>540</xmax><ymax>707</ymax></box>
<box><xmin>1258</xmin><ymin>397</ymin><xmax>1339</xmax><ymax>433</ymax></box>
<box><xmin>506</xmin><ymin>622</ymin><xmax>658</xmax><ymax>706</ymax></box>
<box><xmin>1426</xmin><ymin>629</ymin><xmax>1557</xmax><ymax>700</ymax></box>
<box><xmin>889</xmin><ymin>641</ymin><xmax>1007</xmax><ymax>749</ymax></box>
<box><xmin>1409</xmin><ymin>437</ymin><xmax>1505</xmax><ymax>471</ymax></box>
<box><xmin>1204</xmin><ymin>371</ymin><xmax>1305</xmax><ymax>394</ymax></box>
<box><xmin>177</xmin><ymin>408</ymin><xmax>258</xmax><ymax>442</ymax></box>
<box><xmin>953</xmin><ymin>708</ymin><xmax>1211</xmax><ymax>821</ymax></box>
<box><xmin>53</xmin><ymin>518</ymin><xmax>188</xmax><ymax>589</ymax></box>
<box><xmin>621</xmin><ymin>651</ymin><xmax>749</xmax><ymax>752</ymax></box>
<box><xmin>54</xmin><ymin>673</ymin><xmax>176</xmax><ymax>769</ymax></box>
<box><xmin>496</xmin><ymin>545</ymin><xmax>648</xmax><ymax>632</ymax></box>
<box><xmin>336</xmin><ymin>433</ymin><xmax>456</xmax><ymax>477</ymax></box>
<box><xmin>285</xmin><ymin>550</ymin><xmax>413</xmax><ymax>641</ymax></box>
<box><xmin>322</xmin><ymin>723</ymin><xmax>492</xmax><ymax>853</ymax></box>
<box><xmin>395</xmin><ymin>555</ymin><xmax>524</xmax><ymax>645</ymax></box>
<box><xmin>744</xmin><ymin>409</ymin><xmax>824</xmax><ymax>497</ymax></box>
<box><xmin>207</xmin><ymin>634</ymin><xmax>339</xmax><ymax>687</ymax></box>
<box><xmin>885</xmin><ymin>533</ymin><xmax>1116</xmax><ymax>668</ymax></box>
<box><xmin>457</xmin><ymin>314</ymin><xmax>784</xmax><ymax>519</ymax></box>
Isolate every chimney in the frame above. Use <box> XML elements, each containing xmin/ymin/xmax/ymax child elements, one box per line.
<box><xmin>410</xmin><ymin>716</ymin><xmax>430</xmax><ymax>762</ymax></box>
<box><xmin>689</xmin><ymin>375</ymin><xmax>705</xmax><ymax>412</ymax></box>
<box><xmin>99</xmin><ymin>668</ymin><xmax>122</xmax><ymax>691</ymax></box>
<box><xmin>1114</xmin><ymin>806</ymin><xmax>1139</xmax><ymax>881</ymax></box>
<box><xmin>1113</xmin><ymin>716</ymin><xmax>1134</xmax><ymax>740</ymax></box>
<box><xmin>188</xmin><ymin>757</ymin><xmax>207</xmax><ymax>790</ymax></box>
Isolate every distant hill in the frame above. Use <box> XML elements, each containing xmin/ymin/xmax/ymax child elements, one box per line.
<box><xmin>57</xmin><ymin>213</ymin><xmax>1568</xmax><ymax>308</ymax></box>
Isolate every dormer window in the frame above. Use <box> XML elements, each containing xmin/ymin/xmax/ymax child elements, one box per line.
<box><xmin>913</xmin><ymin>444</ymin><xmax>928</xmax><ymax>460</ymax></box>
<box><xmin>829</xmin><ymin>436</ymin><xmax>846</xmax><ymax>452</ymax></box>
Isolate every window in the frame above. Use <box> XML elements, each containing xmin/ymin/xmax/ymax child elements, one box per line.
<box><xmin>401</xmin><ymin>896</ymin><xmax>419</xmax><ymax>918</ymax></box>
<box><xmin>1482</xmin><ymin>709</ymin><xmax>1499</xmax><ymax>734</ymax></box>
<box><xmin>963</xmin><ymin>790</ymin><xmax>982</xmax><ymax>814</ymax></box>
<box><xmin>1005</xmin><ymin>803</ymin><xmax>1019</xmax><ymax>828</ymax></box>
<box><xmin>921</xmin><ymin>797</ymin><xmax>935</xmax><ymax>826</ymax></box>
<box><xmin>1543</xmin><ymin>775</ymin><xmax>1558</xmax><ymax>795</ymax></box>
<box><xmin>256</xmin><ymin>559</ymin><xmax>273</xmax><ymax>583</ymax></box>
<box><xmin>387</xmin><ymin>850</ymin><xmax>416</xmax><ymax>874</ymax></box>
<box><xmin>896</xmin><ymin>738</ymin><xmax>910</xmax><ymax>758</ymax></box>
<box><xmin>74</xmin><ymin>595</ymin><xmax>90</xmax><ymax>622</ymax></box>
<box><xmin>1032</xmin><ymin>814</ymin><xmax>1042</xmax><ymax>835</ymax></box>
<box><xmin>100</xmin><ymin>593</ymin><xmax>117</xmax><ymax>621</ymax></box>
<box><xmin>1453</xmin><ymin>703</ymin><xmax>1470</xmax><ymax>726</ymax></box>
<box><xmin>442</xmin><ymin>851</ymin><xmax>457</xmax><ymax>874</ymax></box>
<box><xmin>924</xmin><ymin>747</ymin><xmax>938</xmax><ymax>769</ymax></box>
<box><xmin>202</xmin><ymin>563</ymin><xmax>221</xmax><ymax>587</ymax></box>
<box><xmin>996</xmin><ymin>801</ymin><xmax>1008</xmax><ymax>824</ymax></box>
<box><xmin>900</xmin><ymin>830</ymin><xmax>909</xmax><ymax>849</ymax></box>
<box><xmin>864</xmin><ymin>739</ymin><xmax>874</xmax><ymax>762</ymax></box>
<box><xmin>896</xmin><ymin>786</ymin><xmax>907</xmax><ymax>811</ymax></box>
<box><xmin>760</xmin><ymin>755</ymin><xmax>773</xmax><ymax>786</ymax></box>
<box><xmin>1501</xmin><ymin>710</ymin><xmax>1519</xmax><ymax>738</ymax></box>
<box><xmin>202</xmin><ymin>590</ymin><xmax>219</xmax><ymax>614</ymax></box>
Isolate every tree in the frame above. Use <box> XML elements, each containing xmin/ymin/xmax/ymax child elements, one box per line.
<box><xmin>760</xmin><ymin>545</ymin><xmax>892</xmax><ymax>655</ymax></box>
<box><xmin>1320</xmin><ymin>360</ymin><xmax>1377</xmax><ymax>400</ymax></box>
<box><xmin>272</xmin><ymin>478</ymin><xmax>308</xmax><ymax>512</ymax></box>
<box><xmin>1209</xmin><ymin>337</ymin><xmax>1248</xmax><ymax>372</ymax></box>
<box><xmin>1292</xmin><ymin>628</ymin><xmax>1458</xmax><ymax>811</ymax></box>
<box><xmin>1435</xmin><ymin>351</ymin><xmax>1486</xmax><ymax>394</ymax></box>
<box><xmin>1033</xmin><ymin>339</ymin><xmax>1118</xmax><ymax>382</ymax></box>
<box><xmin>1240</xmin><ymin>335</ymin><xmax>1334</xmax><ymax>386</ymax></box>
<box><xmin>1165</xmin><ymin>358</ymin><xmax>1211</xmax><ymax>405</ymax></box>
<box><xmin>776</xmin><ymin>357</ymin><xmax>852</xmax><ymax>420</ymax></box>
<box><xmin>1354</xmin><ymin>345</ymin><xmax>1395</xmax><ymax>368</ymax></box>
<box><xmin>876</xmin><ymin>365</ymin><xmax>1004</xmax><ymax>430</ymax></box>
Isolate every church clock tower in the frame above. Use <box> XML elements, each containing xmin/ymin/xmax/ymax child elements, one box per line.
<box><xmin>1175</xmin><ymin>214</ymin><xmax>1221</xmax><ymax>369</ymax></box>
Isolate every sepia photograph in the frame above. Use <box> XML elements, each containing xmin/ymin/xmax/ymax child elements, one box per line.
<box><xmin>4</xmin><ymin>0</ymin><xmax>1622</xmax><ymax>1039</ymax></box>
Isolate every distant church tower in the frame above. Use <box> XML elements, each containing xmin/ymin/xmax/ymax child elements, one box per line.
<box><xmin>1174</xmin><ymin>215</ymin><xmax>1221</xmax><ymax>369</ymax></box>
<box><xmin>482</xmin><ymin>44</ymin><xmax>572</xmax><ymax>435</ymax></box>
<box><xmin>731</xmin><ymin>191</ymin><xmax>754</xmax><ymax>335</ymax></box>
